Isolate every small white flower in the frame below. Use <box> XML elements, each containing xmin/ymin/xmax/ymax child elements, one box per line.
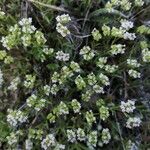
<box><xmin>44</xmin><ymin>85</ymin><xmax>51</xmax><ymax>96</ymax></box>
<box><xmin>41</xmin><ymin>134</ymin><xmax>56</xmax><ymax>150</ymax></box>
<box><xmin>87</xmin><ymin>131</ymin><xmax>97</xmax><ymax>147</ymax></box>
<box><xmin>128</xmin><ymin>69</ymin><xmax>141</xmax><ymax>78</ymax></box>
<box><xmin>110</xmin><ymin>44</ymin><xmax>126</xmax><ymax>55</ymax></box>
<box><xmin>43</xmin><ymin>47</ymin><xmax>54</xmax><ymax>55</ymax></box>
<box><xmin>101</xmin><ymin>128</ymin><xmax>111</xmax><ymax>144</ymax></box>
<box><xmin>25</xmin><ymin>139</ymin><xmax>33</xmax><ymax>150</ymax></box>
<box><xmin>56</xmin><ymin>23</ymin><xmax>70</xmax><ymax>37</ymax></box>
<box><xmin>105</xmin><ymin>65</ymin><xmax>118</xmax><ymax>73</ymax></box>
<box><xmin>67</xmin><ymin>129</ymin><xmax>76</xmax><ymax>143</ymax></box>
<box><xmin>99</xmin><ymin>73</ymin><xmax>110</xmax><ymax>86</ymax></box>
<box><xmin>50</xmin><ymin>84</ymin><xmax>59</xmax><ymax>95</ymax></box>
<box><xmin>120</xmin><ymin>100</ymin><xmax>136</xmax><ymax>113</ymax></box>
<box><xmin>7</xmin><ymin>109</ymin><xmax>28</xmax><ymax>127</ymax></box>
<box><xmin>79</xmin><ymin>46</ymin><xmax>95</xmax><ymax>60</ymax></box>
<box><xmin>77</xmin><ymin>128</ymin><xmax>86</xmax><ymax>141</ymax></box>
<box><xmin>127</xmin><ymin>59</ymin><xmax>140</xmax><ymax>68</ymax></box>
<box><xmin>58</xmin><ymin>101</ymin><xmax>69</xmax><ymax>115</ymax></box>
<box><xmin>124</xmin><ymin>32</ymin><xmax>136</xmax><ymax>40</ymax></box>
<box><xmin>93</xmin><ymin>85</ymin><xmax>104</xmax><ymax>94</ymax></box>
<box><xmin>7</xmin><ymin>132</ymin><xmax>18</xmax><ymax>145</ymax></box>
<box><xmin>8</xmin><ymin>77</ymin><xmax>20</xmax><ymax>90</ymax></box>
<box><xmin>19</xmin><ymin>18</ymin><xmax>32</xmax><ymax>26</ymax></box>
<box><xmin>126</xmin><ymin>117</ymin><xmax>141</xmax><ymax>129</ymax></box>
<box><xmin>55</xmin><ymin>143</ymin><xmax>66</xmax><ymax>150</ymax></box>
<box><xmin>121</xmin><ymin>19</ymin><xmax>134</xmax><ymax>30</ymax></box>
<box><xmin>56</xmin><ymin>14</ymin><xmax>71</xmax><ymax>24</ymax></box>
<box><xmin>56</xmin><ymin>51</ymin><xmax>70</xmax><ymax>61</ymax></box>
<box><xmin>142</xmin><ymin>48</ymin><xmax>150</xmax><ymax>62</ymax></box>
<box><xmin>96</xmin><ymin>57</ymin><xmax>107</xmax><ymax>68</ymax></box>
<box><xmin>71</xmin><ymin>99</ymin><xmax>81</xmax><ymax>113</ymax></box>
<box><xmin>135</xmin><ymin>0</ymin><xmax>144</xmax><ymax>6</ymax></box>
<box><xmin>70</xmin><ymin>61</ymin><xmax>81</xmax><ymax>72</ymax></box>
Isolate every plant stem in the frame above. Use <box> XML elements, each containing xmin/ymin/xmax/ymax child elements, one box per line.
<box><xmin>26</xmin><ymin>0</ymin><xmax>69</xmax><ymax>13</ymax></box>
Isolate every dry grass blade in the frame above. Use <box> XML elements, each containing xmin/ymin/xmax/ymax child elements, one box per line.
<box><xmin>26</xmin><ymin>0</ymin><xmax>69</xmax><ymax>13</ymax></box>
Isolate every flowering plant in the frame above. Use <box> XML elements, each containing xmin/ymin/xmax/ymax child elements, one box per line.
<box><xmin>0</xmin><ymin>0</ymin><xmax>150</xmax><ymax>149</ymax></box>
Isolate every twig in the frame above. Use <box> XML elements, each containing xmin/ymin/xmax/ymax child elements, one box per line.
<box><xmin>123</xmin><ymin>71</ymin><xmax>128</xmax><ymax>99</ymax></box>
<box><xmin>71</xmin><ymin>34</ymin><xmax>91</xmax><ymax>38</ymax></box>
<box><xmin>130</xmin><ymin>5</ymin><xmax>150</xmax><ymax>19</ymax></box>
<box><xmin>26</xmin><ymin>0</ymin><xmax>69</xmax><ymax>13</ymax></box>
<box><xmin>114</xmin><ymin>112</ymin><xmax>126</xmax><ymax>150</ymax></box>
<box><xmin>82</xmin><ymin>5</ymin><xmax>91</xmax><ymax>30</ymax></box>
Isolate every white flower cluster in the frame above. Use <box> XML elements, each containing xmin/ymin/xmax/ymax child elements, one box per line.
<box><xmin>56</xmin><ymin>14</ymin><xmax>71</xmax><ymax>24</ymax></box>
<box><xmin>123</xmin><ymin>32</ymin><xmax>136</xmax><ymax>40</ymax></box>
<box><xmin>55</xmin><ymin>143</ymin><xmax>65</xmax><ymax>150</ymax></box>
<box><xmin>87</xmin><ymin>131</ymin><xmax>98</xmax><ymax>147</ymax></box>
<box><xmin>127</xmin><ymin>59</ymin><xmax>140</xmax><ymax>68</ymax></box>
<box><xmin>41</xmin><ymin>134</ymin><xmax>65</xmax><ymax>150</ymax></box>
<box><xmin>19</xmin><ymin>18</ymin><xmax>36</xmax><ymax>34</ymax></box>
<box><xmin>57</xmin><ymin>101</ymin><xmax>69</xmax><ymax>115</ymax></box>
<box><xmin>25</xmin><ymin>139</ymin><xmax>33</xmax><ymax>150</ymax></box>
<box><xmin>67</xmin><ymin>128</ymin><xmax>86</xmax><ymax>143</ymax></box>
<box><xmin>105</xmin><ymin>0</ymin><xmax>132</xmax><ymax>11</ymax></box>
<box><xmin>96</xmin><ymin>57</ymin><xmax>107</xmax><ymax>68</ymax></box>
<box><xmin>42</xmin><ymin>47</ymin><xmax>54</xmax><ymax>55</ymax></box>
<box><xmin>110</xmin><ymin>44</ymin><xmax>126</xmax><ymax>55</ymax></box>
<box><xmin>56</xmin><ymin>14</ymin><xmax>71</xmax><ymax>37</ymax></box>
<box><xmin>102</xmin><ymin>23</ymin><xmax>136</xmax><ymax>40</ymax></box>
<box><xmin>81</xmin><ymin>90</ymin><xmax>93</xmax><ymax>102</ymax></box>
<box><xmin>135</xmin><ymin>0</ymin><xmax>144</xmax><ymax>6</ymax></box>
<box><xmin>70</xmin><ymin>61</ymin><xmax>81</xmax><ymax>72</ymax></box>
<box><xmin>6</xmin><ymin>132</ymin><xmax>18</xmax><ymax>145</ymax></box>
<box><xmin>41</xmin><ymin>134</ymin><xmax>56</xmax><ymax>150</ymax></box>
<box><xmin>7</xmin><ymin>109</ymin><xmax>28</xmax><ymax>127</ymax></box>
<box><xmin>126</xmin><ymin>140</ymin><xmax>137</xmax><ymax>150</ymax></box>
<box><xmin>77</xmin><ymin>128</ymin><xmax>86</xmax><ymax>141</ymax></box>
<box><xmin>93</xmin><ymin>84</ymin><xmax>104</xmax><ymax>94</ymax></box>
<box><xmin>8</xmin><ymin>77</ymin><xmax>20</xmax><ymax>91</ymax></box>
<box><xmin>0</xmin><ymin>69</ymin><xmax>3</xmax><ymax>87</ymax></box>
<box><xmin>43</xmin><ymin>85</ymin><xmax>51</xmax><ymax>96</ymax></box>
<box><xmin>56</xmin><ymin>51</ymin><xmax>70</xmax><ymax>61</ymax></box>
<box><xmin>26</xmin><ymin>94</ymin><xmax>46</xmax><ymax>111</ymax></box>
<box><xmin>105</xmin><ymin>64</ymin><xmax>118</xmax><ymax>73</ymax></box>
<box><xmin>126</xmin><ymin>117</ymin><xmax>141</xmax><ymax>129</ymax></box>
<box><xmin>24</xmin><ymin>74</ymin><xmax>36</xmax><ymax>89</ymax></box>
<box><xmin>67</xmin><ymin>129</ymin><xmax>76</xmax><ymax>143</ymax></box>
<box><xmin>120</xmin><ymin>19</ymin><xmax>136</xmax><ymax>40</ymax></box>
<box><xmin>99</xmin><ymin>73</ymin><xmax>110</xmax><ymax>86</ymax></box>
<box><xmin>50</xmin><ymin>84</ymin><xmax>59</xmax><ymax>95</ymax></box>
<box><xmin>79</xmin><ymin>46</ymin><xmax>95</xmax><ymax>60</ymax></box>
<box><xmin>71</xmin><ymin>99</ymin><xmax>81</xmax><ymax>113</ymax></box>
<box><xmin>0</xmin><ymin>9</ymin><xmax>5</xmax><ymax>19</ymax></box>
<box><xmin>60</xmin><ymin>66</ymin><xmax>74</xmax><ymax>80</ymax></box>
<box><xmin>128</xmin><ymin>69</ymin><xmax>141</xmax><ymax>78</ymax></box>
<box><xmin>91</xmin><ymin>28</ymin><xmax>102</xmax><ymax>41</ymax></box>
<box><xmin>19</xmin><ymin>18</ymin><xmax>37</xmax><ymax>47</ymax></box>
<box><xmin>1</xmin><ymin>24</ymin><xmax>21</xmax><ymax>50</ymax></box>
<box><xmin>75</xmin><ymin>75</ymin><xmax>86</xmax><ymax>90</ymax></box>
<box><xmin>101</xmin><ymin>128</ymin><xmax>111</xmax><ymax>144</ymax></box>
<box><xmin>87</xmin><ymin>72</ymin><xmax>97</xmax><ymax>86</ymax></box>
<box><xmin>99</xmin><ymin>106</ymin><xmax>110</xmax><ymax>121</ymax></box>
<box><xmin>35</xmin><ymin>30</ymin><xmax>47</xmax><ymax>45</ymax></box>
<box><xmin>85</xmin><ymin>110</ymin><xmax>96</xmax><ymax>126</ymax></box>
<box><xmin>142</xmin><ymin>48</ymin><xmax>150</xmax><ymax>62</ymax></box>
<box><xmin>121</xmin><ymin>19</ymin><xmax>134</xmax><ymax>31</ymax></box>
<box><xmin>96</xmin><ymin>57</ymin><xmax>118</xmax><ymax>73</ymax></box>
<box><xmin>86</xmin><ymin>73</ymin><xmax>105</xmax><ymax>94</ymax></box>
<box><xmin>120</xmin><ymin>100</ymin><xmax>136</xmax><ymax>113</ymax></box>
